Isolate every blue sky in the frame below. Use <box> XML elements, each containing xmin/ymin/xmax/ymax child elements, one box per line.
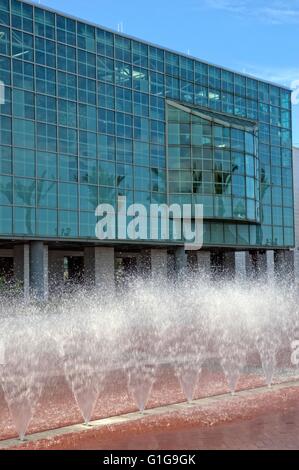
<box><xmin>33</xmin><ymin>0</ymin><xmax>299</xmax><ymax>145</ymax></box>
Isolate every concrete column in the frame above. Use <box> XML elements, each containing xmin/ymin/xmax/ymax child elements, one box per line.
<box><xmin>48</xmin><ymin>251</ymin><xmax>65</xmax><ymax>293</ymax></box>
<box><xmin>175</xmin><ymin>247</ymin><xmax>188</xmax><ymax>275</ymax></box>
<box><xmin>275</xmin><ymin>250</ymin><xmax>295</xmax><ymax>282</ymax></box>
<box><xmin>151</xmin><ymin>249</ymin><xmax>168</xmax><ymax>279</ymax></box>
<box><xmin>84</xmin><ymin>247</ymin><xmax>115</xmax><ymax>293</ymax></box>
<box><xmin>13</xmin><ymin>244</ymin><xmax>30</xmax><ymax>299</ymax></box>
<box><xmin>235</xmin><ymin>252</ymin><xmax>247</xmax><ymax>279</ymax></box>
<box><xmin>245</xmin><ymin>251</ymin><xmax>255</xmax><ymax>277</ymax></box>
<box><xmin>266</xmin><ymin>250</ymin><xmax>275</xmax><ymax>281</ymax></box>
<box><xmin>30</xmin><ymin>241</ymin><xmax>48</xmax><ymax>300</ymax></box>
<box><xmin>197</xmin><ymin>251</ymin><xmax>211</xmax><ymax>278</ymax></box>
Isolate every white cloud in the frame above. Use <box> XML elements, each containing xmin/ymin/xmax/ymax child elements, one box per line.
<box><xmin>262</xmin><ymin>6</ymin><xmax>299</xmax><ymax>24</ymax></box>
<box><xmin>237</xmin><ymin>64</ymin><xmax>299</xmax><ymax>106</ymax></box>
<box><xmin>239</xmin><ymin>64</ymin><xmax>299</xmax><ymax>88</ymax></box>
<box><xmin>200</xmin><ymin>0</ymin><xmax>299</xmax><ymax>24</ymax></box>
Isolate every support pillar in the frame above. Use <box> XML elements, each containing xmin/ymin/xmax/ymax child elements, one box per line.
<box><xmin>84</xmin><ymin>247</ymin><xmax>115</xmax><ymax>293</ymax></box>
<box><xmin>197</xmin><ymin>251</ymin><xmax>211</xmax><ymax>278</ymax></box>
<box><xmin>266</xmin><ymin>250</ymin><xmax>275</xmax><ymax>281</ymax></box>
<box><xmin>175</xmin><ymin>247</ymin><xmax>188</xmax><ymax>276</ymax></box>
<box><xmin>234</xmin><ymin>251</ymin><xmax>248</xmax><ymax>279</ymax></box>
<box><xmin>30</xmin><ymin>241</ymin><xmax>48</xmax><ymax>300</ymax></box>
<box><xmin>151</xmin><ymin>249</ymin><xmax>168</xmax><ymax>279</ymax></box>
<box><xmin>13</xmin><ymin>244</ymin><xmax>30</xmax><ymax>299</ymax></box>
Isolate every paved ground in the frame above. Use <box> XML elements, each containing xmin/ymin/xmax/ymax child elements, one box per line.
<box><xmin>75</xmin><ymin>407</ymin><xmax>299</xmax><ymax>450</ymax></box>
<box><xmin>5</xmin><ymin>381</ymin><xmax>299</xmax><ymax>450</ymax></box>
<box><xmin>0</xmin><ymin>364</ymin><xmax>268</xmax><ymax>440</ymax></box>
<box><xmin>1</xmin><ymin>351</ymin><xmax>298</xmax><ymax>449</ymax></box>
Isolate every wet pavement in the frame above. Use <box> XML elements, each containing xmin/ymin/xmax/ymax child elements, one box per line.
<box><xmin>6</xmin><ymin>381</ymin><xmax>299</xmax><ymax>450</ymax></box>
<box><xmin>73</xmin><ymin>405</ymin><xmax>299</xmax><ymax>450</ymax></box>
<box><xmin>1</xmin><ymin>357</ymin><xmax>299</xmax><ymax>449</ymax></box>
<box><xmin>0</xmin><ymin>365</ymin><xmax>269</xmax><ymax>441</ymax></box>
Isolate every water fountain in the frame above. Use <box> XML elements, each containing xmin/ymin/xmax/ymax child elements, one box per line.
<box><xmin>0</xmin><ymin>311</ymin><xmax>49</xmax><ymax>440</ymax></box>
<box><xmin>163</xmin><ymin>283</ymin><xmax>208</xmax><ymax>402</ymax></box>
<box><xmin>0</xmin><ymin>276</ymin><xmax>298</xmax><ymax>441</ymax></box>
<box><xmin>56</xmin><ymin>292</ymin><xmax>120</xmax><ymax>425</ymax></box>
<box><xmin>121</xmin><ymin>282</ymin><xmax>161</xmax><ymax>412</ymax></box>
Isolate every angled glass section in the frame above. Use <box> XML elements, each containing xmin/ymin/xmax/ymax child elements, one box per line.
<box><xmin>167</xmin><ymin>101</ymin><xmax>260</xmax><ymax>222</ymax></box>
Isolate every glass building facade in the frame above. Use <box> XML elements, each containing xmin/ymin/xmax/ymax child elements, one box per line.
<box><xmin>0</xmin><ymin>0</ymin><xmax>295</xmax><ymax>249</ymax></box>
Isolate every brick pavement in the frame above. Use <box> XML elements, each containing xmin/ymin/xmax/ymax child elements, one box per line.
<box><xmin>75</xmin><ymin>406</ymin><xmax>299</xmax><ymax>450</ymax></box>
